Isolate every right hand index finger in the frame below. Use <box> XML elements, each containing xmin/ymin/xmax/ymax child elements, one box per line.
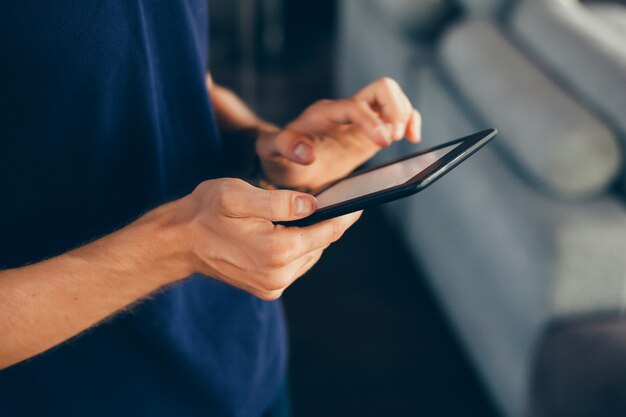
<box><xmin>287</xmin><ymin>99</ymin><xmax>393</xmax><ymax>147</ymax></box>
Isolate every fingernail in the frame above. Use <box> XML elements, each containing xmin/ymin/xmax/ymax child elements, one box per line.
<box><xmin>413</xmin><ymin>119</ymin><xmax>422</xmax><ymax>140</ymax></box>
<box><xmin>293</xmin><ymin>142</ymin><xmax>312</xmax><ymax>162</ymax></box>
<box><xmin>294</xmin><ymin>196</ymin><xmax>315</xmax><ymax>215</ymax></box>
<box><xmin>394</xmin><ymin>123</ymin><xmax>404</xmax><ymax>139</ymax></box>
<box><xmin>375</xmin><ymin>124</ymin><xmax>393</xmax><ymax>145</ymax></box>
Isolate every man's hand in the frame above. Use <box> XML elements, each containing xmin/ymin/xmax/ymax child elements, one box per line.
<box><xmin>0</xmin><ymin>178</ymin><xmax>360</xmax><ymax>368</ymax></box>
<box><xmin>256</xmin><ymin>77</ymin><xmax>422</xmax><ymax>191</ymax></box>
<box><xmin>174</xmin><ymin>178</ymin><xmax>361</xmax><ymax>300</ymax></box>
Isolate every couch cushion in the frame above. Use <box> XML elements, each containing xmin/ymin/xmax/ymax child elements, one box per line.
<box><xmin>379</xmin><ymin>65</ymin><xmax>626</xmax><ymax>417</ymax></box>
<box><xmin>439</xmin><ymin>21</ymin><xmax>621</xmax><ymax>198</ymax></box>
<box><xmin>365</xmin><ymin>0</ymin><xmax>457</xmax><ymax>38</ymax></box>
<box><xmin>588</xmin><ymin>2</ymin><xmax>626</xmax><ymax>36</ymax></box>
<box><xmin>455</xmin><ymin>0</ymin><xmax>511</xmax><ymax>18</ymax></box>
<box><xmin>531</xmin><ymin>317</ymin><xmax>626</xmax><ymax>417</ymax></box>
<box><xmin>511</xmin><ymin>0</ymin><xmax>626</xmax><ymax>192</ymax></box>
<box><xmin>337</xmin><ymin>0</ymin><xmax>428</xmax><ymax>98</ymax></box>
<box><xmin>402</xmin><ymin>67</ymin><xmax>626</xmax><ymax>417</ymax></box>
<box><xmin>401</xmin><ymin>143</ymin><xmax>626</xmax><ymax>417</ymax></box>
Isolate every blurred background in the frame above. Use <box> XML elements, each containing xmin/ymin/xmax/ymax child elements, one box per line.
<box><xmin>208</xmin><ymin>1</ymin><xmax>626</xmax><ymax>416</ymax></box>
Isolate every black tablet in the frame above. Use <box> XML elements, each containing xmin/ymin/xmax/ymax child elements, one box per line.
<box><xmin>279</xmin><ymin>128</ymin><xmax>497</xmax><ymax>227</ymax></box>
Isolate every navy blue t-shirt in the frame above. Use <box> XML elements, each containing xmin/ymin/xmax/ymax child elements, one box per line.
<box><xmin>0</xmin><ymin>2</ymin><xmax>286</xmax><ymax>416</ymax></box>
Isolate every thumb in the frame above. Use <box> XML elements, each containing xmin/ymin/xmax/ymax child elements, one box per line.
<box><xmin>257</xmin><ymin>130</ymin><xmax>316</xmax><ymax>165</ymax></box>
<box><xmin>226</xmin><ymin>181</ymin><xmax>318</xmax><ymax>221</ymax></box>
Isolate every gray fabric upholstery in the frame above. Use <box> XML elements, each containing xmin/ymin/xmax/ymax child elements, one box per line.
<box><xmin>588</xmin><ymin>3</ymin><xmax>626</xmax><ymax>36</ymax></box>
<box><xmin>337</xmin><ymin>2</ymin><xmax>626</xmax><ymax>416</ymax></box>
<box><xmin>455</xmin><ymin>0</ymin><xmax>510</xmax><ymax>17</ymax></box>
<box><xmin>439</xmin><ymin>21</ymin><xmax>622</xmax><ymax>197</ymax></box>
<box><xmin>511</xmin><ymin>0</ymin><xmax>626</xmax><ymax>190</ymax></box>
<box><xmin>396</xmin><ymin>68</ymin><xmax>626</xmax><ymax>416</ymax></box>
<box><xmin>365</xmin><ymin>0</ymin><xmax>457</xmax><ymax>37</ymax></box>
<box><xmin>530</xmin><ymin>317</ymin><xmax>626</xmax><ymax>417</ymax></box>
<box><xmin>336</xmin><ymin>0</ymin><xmax>427</xmax><ymax>99</ymax></box>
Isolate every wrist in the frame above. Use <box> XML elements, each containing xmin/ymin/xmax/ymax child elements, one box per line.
<box><xmin>130</xmin><ymin>201</ymin><xmax>196</xmax><ymax>285</ymax></box>
<box><xmin>254</xmin><ymin>120</ymin><xmax>280</xmax><ymax>135</ymax></box>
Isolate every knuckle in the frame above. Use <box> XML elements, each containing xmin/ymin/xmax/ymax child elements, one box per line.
<box><xmin>313</xmin><ymin>99</ymin><xmax>332</xmax><ymax>111</ymax></box>
<box><xmin>257</xmin><ymin>289</ymin><xmax>284</xmax><ymax>302</ymax></box>
<box><xmin>191</xmin><ymin>180</ymin><xmax>213</xmax><ymax>201</ymax></box>
<box><xmin>193</xmin><ymin>180</ymin><xmax>211</xmax><ymax>193</ymax></box>
<box><xmin>257</xmin><ymin>292</ymin><xmax>273</xmax><ymax>301</ymax></box>
<box><xmin>349</xmin><ymin>98</ymin><xmax>369</xmax><ymax>113</ymax></box>
<box><xmin>262</xmin><ymin>269</ymin><xmax>290</xmax><ymax>291</ymax></box>
<box><xmin>378</xmin><ymin>76</ymin><xmax>399</xmax><ymax>90</ymax></box>
<box><xmin>347</xmin><ymin>97</ymin><xmax>361</xmax><ymax>108</ymax></box>
<box><xmin>214</xmin><ymin>178</ymin><xmax>243</xmax><ymax>209</ymax></box>
<box><xmin>273</xmin><ymin>192</ymin><xmax>292</xmax><ymax>217</ymax></box>
<box><xmin>266</xmin><ymin>249</ymin><xmax>290</xmax><ymax>268</ymax></box>
<box><xmin>214</xmin><ymin>188</ymin><xmax>233</xmax><ymax>210</ymax></box>
<box><xmin>265</xmin><ymin>239</ymin><xmax>298</xmax><ymax>268</ymax></box>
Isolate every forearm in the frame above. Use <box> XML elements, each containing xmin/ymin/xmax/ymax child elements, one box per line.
<box><xmin>0</xmin><ymin>201</ymin><xmax>190</xmax><ymax>369</ymax></box>
<box><xmin>206</xmin><ymin>74</ymin><xmax>277</xmax><ymax>133</ymax></box>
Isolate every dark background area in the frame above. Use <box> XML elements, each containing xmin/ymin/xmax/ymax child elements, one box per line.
<box><xmin>283</xmin><ymin>209</ymin><xmax>499</xmax><ymax>417</ymax></box>
<box><xmin>209</xmin><ymin>2</ymin><xmax>499</xmax><ymax>416</ymax></box>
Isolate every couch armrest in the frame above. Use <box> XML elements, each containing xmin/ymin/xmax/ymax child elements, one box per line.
<box><xmin>439</xmin><ymin>21</ymin><xmax>621</xmax><ymax>198</ymax></box>
<box><xmin>364</xmin><ymin>0</ymin><xmax>457</xmax><ymax>38</ymax></box>
<box><xmin>511</xmin><ymin>0</ymin><xmax>626</xmax><ymax>192</ymax></box>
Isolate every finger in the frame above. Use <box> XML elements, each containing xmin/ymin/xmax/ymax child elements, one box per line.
<box><xmin>291</xmin><ymin>248</ymin><xmax>324</xmax><ymax>281</ymax></box>
<box><xmin>405</xmin><ymin>109</ymin><xmax>422</xmax><ymax>143</ymax></box>
<box><xmin>355</xmin><ymin>77</ymin><xmax>412</xmax><ymax>140</ymax></box>
<box><xmin>276</xmin><ymin>247</ymin><xmax>325</xmax><ymax>291</ymax></box>
<box><xmin>280</xmin><ymin>210</ymin><xmax>363</xmax><ymax>256</ymax></box>
<box><xmin>289</xmin><ymin>99</ymin><xmax>393</xmax><ymax>147</ymax></box>
<box><xmin>205</xmin><ymin>73</ymin><xmax>214</xmax><ymax>89</ymax></box>
<box><xmin>363</xmin><ymin>80</ymin><xmax>411</xmax><ymax>140</ymax></box>
<box><xmin>247</xmin><ymin>240</ymin><xmax>324</xmax><ymax>299</ymax></box>
<box><xmin>257</xmin><ymin>130</ymin><xmax>316</xmax><ymax>165</ymax></box>
<box><xmin>220</xmin><ymin>180</ymin><xmax>317</xmax><ymax>221</ymax></box>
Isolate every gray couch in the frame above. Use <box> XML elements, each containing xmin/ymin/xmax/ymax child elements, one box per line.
<box><xmin>337</xmin><ymin>0</ymin><xmax>626</xmax><ymax>416</ymax></box>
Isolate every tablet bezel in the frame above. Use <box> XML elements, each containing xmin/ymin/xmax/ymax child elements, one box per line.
<box><xmin>280</xmin><ymin>128</ymin><xmax>497</xmax><ymax>227</ymax></box>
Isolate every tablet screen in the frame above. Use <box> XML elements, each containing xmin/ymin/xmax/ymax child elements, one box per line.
<box><xmin>315</xmin><ymin>143</ymin><xmax>460</xmax><ymax>209</ymax></box>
